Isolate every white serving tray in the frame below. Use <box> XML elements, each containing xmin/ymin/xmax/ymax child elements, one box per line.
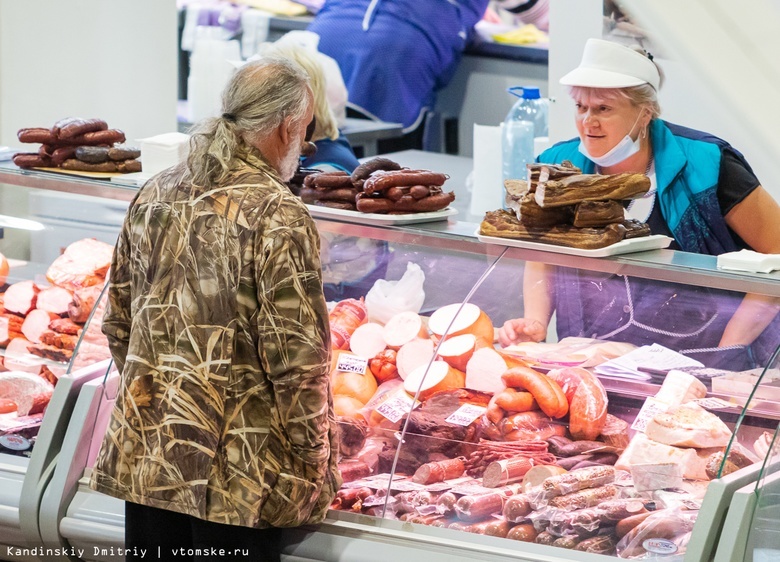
<box><xmin>306</xmin><ymin>205</ymin><xmax>457</xmax><ymax>225</ymax></box>
<box><xmin>477</xmin><ymin>230</ymin><xmax>673</xmax><ymax>257</ymax></box>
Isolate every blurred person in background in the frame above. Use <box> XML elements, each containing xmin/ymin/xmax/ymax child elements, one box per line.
<box><xmin>91</xmin><ymin>57</ymin><xmax>340</xmax><ymax>562</ymax></box>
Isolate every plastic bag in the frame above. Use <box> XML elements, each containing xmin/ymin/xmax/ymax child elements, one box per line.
<box><xmin>616</xmin><ymin>508</ymin><xmax>695</xmax><ymax>559</ymax></box>
<box><xmin>365</xmin><ymin>262</ymin><xmax>426</xmax><ymax>325</ymax></box>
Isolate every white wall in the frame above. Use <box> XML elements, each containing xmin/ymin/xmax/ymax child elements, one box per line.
<box><xmin>0</xmin><ymin>0</ymin><xmax>178</xmax><ymax>147</ymax></box>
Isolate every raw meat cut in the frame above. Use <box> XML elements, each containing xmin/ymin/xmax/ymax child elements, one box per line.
<box><xmin>0</xmin><ymin>370</ymin><xmax>54</xmax><ymax>415</ymax></box>
<box><xmin>45</xmin><ymin>238</ymin><xmax>113</xmax><ymax>291</ymax></box>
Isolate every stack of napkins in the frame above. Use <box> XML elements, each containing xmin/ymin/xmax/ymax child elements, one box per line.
<box><xmin>717</xmin><ymin>249</ymin><xmax>780</xmax><ymax>273</ymax></box>
<box><xmin>139</xmin><ymin>132</ymin><xmax>190</xmax><ymax>177</ymax></box>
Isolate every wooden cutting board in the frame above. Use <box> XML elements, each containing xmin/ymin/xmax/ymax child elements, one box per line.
<box><xmin>32</xmin><ymin>166</ymin><xmax>127</xmax><ymax>179</ymax></box>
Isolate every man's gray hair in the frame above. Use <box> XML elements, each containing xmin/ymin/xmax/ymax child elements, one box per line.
<box><xmin>187</xmin><ymin>56</ymin><xmax>311</xmax><ymax>186</ymax></box>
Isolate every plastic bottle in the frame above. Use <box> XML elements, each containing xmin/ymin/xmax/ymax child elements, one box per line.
<box><xmin>501</xmin><ymin>86</ymin><xmax>549</xmax><ymax>184</ymax></box>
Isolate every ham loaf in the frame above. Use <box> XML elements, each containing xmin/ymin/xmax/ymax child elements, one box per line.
<box><xmin>0</xmin><ymin>370</ymin><xmax>54</xmax><ymax>415</ymax></box>
<box><xmin>46</xmin><ymin>238</ymin><xmax>113</xmax><ymax>291</ymax></box>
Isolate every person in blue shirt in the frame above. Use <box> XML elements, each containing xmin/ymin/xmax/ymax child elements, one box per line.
<box><xmin>308</xmin><ymin>0</ymin><xmax>490</xmax><ymax>132</ymax></box>
<box><xmin>498</xmin><ymin>38</ymin><xmax>780</xmax><ymax>369</ymax></box>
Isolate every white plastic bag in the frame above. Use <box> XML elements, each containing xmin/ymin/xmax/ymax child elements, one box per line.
<box><xmin>365</xmin><ymin>262</ymin><xmax>425</xmax><ymax>325</ymax></box>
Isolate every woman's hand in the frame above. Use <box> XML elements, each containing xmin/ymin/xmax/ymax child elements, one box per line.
<box><xmin>498</xmin><ymin>318</ymin><xmax>547</xmax><ymax>347</ymax></box>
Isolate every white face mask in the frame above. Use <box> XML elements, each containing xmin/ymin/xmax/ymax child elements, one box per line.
<box><xmin>578</xmin><ymin>111</ymin><xmax>644</xmax><ymax>168</ymax></box>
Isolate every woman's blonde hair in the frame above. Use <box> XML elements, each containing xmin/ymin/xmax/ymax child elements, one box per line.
<box><xmin>568</xmin><ymin>83</ymin><xmax>662</xmax><ymax>119</ymax></box>
<box><xmin>258</xmin><ymin>42</ymin><xmax>339</xmax><ymax>142</ymax></box>
<box><xmin>186</xmin><ymin>57</ymin><xmax>311</xmax><ymax>186</ymax></box>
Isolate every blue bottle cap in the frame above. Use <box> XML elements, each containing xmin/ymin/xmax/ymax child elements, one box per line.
<box><xmin>522</xmin><ymin>86</ymin><xmax>541</xmax><ymax>99</ymax></box>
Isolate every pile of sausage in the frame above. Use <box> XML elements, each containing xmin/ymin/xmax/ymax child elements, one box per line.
<box><xmin>13</xmin><ymin>117</ymin><xmax>141</xmax><ymax>173</ymax></box>
<box><xmin>301</xmin><ymin>157</ymin><xmax>455</xmax><ymax>214</ymax></box>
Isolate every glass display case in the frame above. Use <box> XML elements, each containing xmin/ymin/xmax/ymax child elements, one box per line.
<box><xmin>0</xmin><ymin>163</ymin><xmax>129</xmax><ymax>555</ymax></box>
<box><xmin>2</xmin><ymin>159</ymin><xmax>780</xmax><ymax>561</ymax></box>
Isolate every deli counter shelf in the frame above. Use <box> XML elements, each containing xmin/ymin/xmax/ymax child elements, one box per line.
<box><xmin>2</xmin><ymin>158</ymin><xmax>780</xmax><ymax>561</ymax></box>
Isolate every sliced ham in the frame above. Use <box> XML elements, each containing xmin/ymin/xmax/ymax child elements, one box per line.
<box><xmin>45</xmin><ymin>238</ymin><xmax>114</xmax><ymax>291</ymax></box>
<box><xmin>21</xmin><ymin>309</ymin><xmax>59</xmax><ymax>344</ymax></box>
<box><xmin>27</xmin><ymin>343</ymin><xmax>73</xmax><ymax>363</ymax></box>
<box><xmin>0</xmin><ymin>370</ymin><xmax>54</xmax><ymax>415</ymax></box>
<box><xmin>39</xmin><ymin>330</ymin><xmax>79</xmax><ymax>350</ymax></box>
<box><xmin>3</xmin><ymin>281</ymin><xmax>40</xmax><ymax>316</ymax></box>
<box><xmin>49</xmin><ymin>318</ymin><xmax>83</xmax><ymax>336</ymax></box>
<box><xmin>4</xmin><ymin>337</ymin><xmax>44</xmax><ymax>374</ymax></box>
<box><xmin>35</xmin><ymin>286</ymin><xmax>73</xmax><ymax>316</ymax></box>
<box><xmin>68</xmin><ymin>285</ymin><xmax>103</xmax><ymax>323</ymax></box>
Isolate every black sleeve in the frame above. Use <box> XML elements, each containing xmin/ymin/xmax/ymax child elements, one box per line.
<box><xmin>717</xmin><ymin>147</ymin><xmax>760</xmax><ymax>215</ymax></box>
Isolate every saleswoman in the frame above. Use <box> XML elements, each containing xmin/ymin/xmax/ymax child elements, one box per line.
<box><xmin>498</xmin><ymin>38</ymin><xmax>780</xmax><ymax>369</ymax></box>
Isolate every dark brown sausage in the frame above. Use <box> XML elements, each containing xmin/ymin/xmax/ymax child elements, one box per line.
<box><xmin>52</xmin><ymin>117</ymin><xmax>108</xmax><ymax>139</ymax></box>
<box><xmin>13</xmin><ymin>152</ymin><xmax>53</xmax><ymax>168</ymax></box>
<box><xmin>51</xmin><ymin>146</ymin><xmax>78</xmax><ymax>166</ymax></box>
<box><xmin>355</xmin><ymin>191</ymin><xmax>455</xmax><ymax>214</ymax></box>
<box><xmin>363</xmin><ymin>170</ymin><xmax>448</xmax><ymax>194</ymax></box>
<box><xmin>108</xmin><ymin>146</ymin><xmax>141</xmax><ymax>161</ymax></box>
<box><xmin>310</xmin><ymin>171</ymin><xmax>353</xmax><ymax>189</ymax></box>
<box><xmin>116</xmin><ymin>159</ymin><xmax>142</xmax><ymax>173</ymax></box>
<box><xmin>299</xmin><ymin>187</ymin><xmax>358</xmax><ymax>204</ymax></box>
<box><xmin>18</xmin><ymin>128</ymin><xmax>57</xmax><ymax>144</ymax></box>
<box><xmin>75</xmin><ymin>146</ymin><xmax>110</xmax><ymax>163</ymax></box>
<box><xmin>350</xmin><ymin>156</ymin><xmax>401</xmax><ymax>182</ymax></box>
<box><xmin>61</xmin><ymin>159</ymin><xmax>118</xmax><ymax>172</ymax></box>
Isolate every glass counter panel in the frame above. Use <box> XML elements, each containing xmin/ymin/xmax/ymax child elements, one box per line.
<box><xmin>350</xmin><ymin>250</ymin><xmax>780</xmax><ymax>558</ymax></box>
<box><xmin>0</xmin><ymin>182</ymin><xmax>120</xmax><ymax>457</ymax></box>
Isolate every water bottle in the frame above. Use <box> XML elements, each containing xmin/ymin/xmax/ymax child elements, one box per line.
<box><xmin>507</xmin><ymin>86</ymin><xmax>549</xmax><ymax>138</ymax></box>
<box><xmin>502</xmin><ymin>86</ymin><xmax>549</xmax><ymax>184</ymax></box>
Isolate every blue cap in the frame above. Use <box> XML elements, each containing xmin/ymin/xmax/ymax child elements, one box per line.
<box><xmin>508</xmin><ymin>86</ymin><xmax>541</xmax><ymax>99</ymax></box>
<box><xmin>522</xmin><ymin>86</ymin><xmax>540</xmax><ymax>99</ymax></box>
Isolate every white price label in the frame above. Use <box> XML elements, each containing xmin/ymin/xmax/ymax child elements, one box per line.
<box><xmin>389</xmin><ymin>479</ymin><xmax>427</xmax><ymax>492</ymax></box>
<box><xmin>692</xmin><ymin>397</ymin><xmax>733</xmax><ymax>410</ymax></box>
<box><xmin>631</xmin><ymin>397</ymin><xmax>669</xmax><ymax>433</ymax></box>
<box><xmin>336</xmin><ymin>353</ymin><xmax>369</xmax><ymax>374</ymax></box>
<box><xmin>445</xmin><ymin>404</ymin><xmax>487</xmax><ymax>427</ymax></box>
<box><xmin>375</xmin><ymin>393</ymin><xmax>416</xmax><ymax>423</ymax></box>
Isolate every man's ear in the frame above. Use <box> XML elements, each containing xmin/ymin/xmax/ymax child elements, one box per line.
<box><xmin>278</xmin><ymin>116</ymin><xmax>294</xmax><ymax>145</ymax></box>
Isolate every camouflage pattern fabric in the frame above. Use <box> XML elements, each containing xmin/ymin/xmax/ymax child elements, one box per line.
<box><xmin>90</xmin><ymin>150</ymin><xmax>341</xmax><ymax>528</ymax></box>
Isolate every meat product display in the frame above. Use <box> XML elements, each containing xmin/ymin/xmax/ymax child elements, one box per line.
<box><xmin>644</xmin><ymin>403</ymin><xmax>732</xmax><ymax>448</ymax></box>
<box><xmin>362</xmin><ymin>170</ymin><xmax>448</xmax><ymax>195</ymax></box>
<box><xmin>51</xmin><ymin>117</ymin><xmax>108</xmax><ymax>139</ymax></box>
<box><xmin>329</xmin><ymin>298</ymin><xmax>368</xmax><ymax>350</ymax></box>
<box><xmin>49</xmin><ymin>318</ymin><xmax>84</xmax><ymax>336</ymax></box>
<box><xmin>21</xmin><ymin>309</ymin><xmax>58</xmax><ymax>344</ymax></box>
<box><xmin>74</xmin><ymin>146</ymin><xmax>110</xmax><ymax>164</ymax></box>
<box><xmin>485</xmin><ymin>163</ymin><xmax>655</xmax><ymax>249</ymax></box>
<box><xmin>13</xmin><ymin>152</ymin><xmax>53</xmax><ymax>168</ymax></box>
<box><xmin>412</xmin><ymin>458</ymin><xmax>466</xmax><ymax>484</ymax></box>
<box><xmin>35</xmin><ymin>286</ymin><xmax>73</xmax><ymax>316</ymax></box>
<box><xmin>480</xmin><ymin>210</ymin><xmax>629</xmax><ymax>250</ymax></box>
<box><xmin>0</xmin><ymin>371</ymin><xmax>54</xmax><ymax>416</ymax></box>
<box><xmin>67</xmin><ymin>285</ymin><xmax>103</xmax><ymax>323</ymax></box>
<box><xmin>15</xmin><ymin>118</ymin><xmax>139</xmax><ymax>172</ymax></box>
<box><xmin>501</xmin><ymin>366</ymin><xmax>568</xmax><ymax>419</ymax></box>
<box><xmin>615</xmin><ymin>433</ymin><xmax>720</xmax><ymax>481</ymax></box>
<box><xmin>351</xmin><ymin>156</ymin><xmax>402</xmax><ymax>182</ymax></box>
<box><xmin>45</xmin><ymin>238</ymin><xmax>113</xmax><ymax>291</ymax></box>
<box><xmin>3</xmin><ymin>280</ymin><xmax>40</xmax><ymax>315</ymax></box>
<box><xmin>535</xmin><ymin>173</ymin><xmax>650</xmax><ymax>208</ymax></box>
<box><xmin>300</xmin><ymin>157</ymin><xmax>455</xmax><ymax>214</ymax></box>
<box><xmin>356</xmin><ymin>190</ymin><xmax>455</xmax><ymax>214</ymax></box>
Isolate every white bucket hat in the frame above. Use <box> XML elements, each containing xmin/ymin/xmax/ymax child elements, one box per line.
<box><xmin>560</xmin><ymin>38</ymin><xmax>661</xmax><ymax>91</ymax></box>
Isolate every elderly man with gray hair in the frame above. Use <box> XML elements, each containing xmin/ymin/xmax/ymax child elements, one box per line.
<box><xmin>90</xmin><ymin>57</ymin><xmax>341</xmax><ymax>562</ymax></box>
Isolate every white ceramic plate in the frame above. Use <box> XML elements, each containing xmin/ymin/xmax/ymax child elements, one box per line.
<box><xmin>307</xmin><ymin>205</ymin><xmax>458</xmax><ymax>225</ymax></box>
<box><xmin>476</xmin><ymin>230</ymin><xmax>674</xmax><ymax>257</ymax></box>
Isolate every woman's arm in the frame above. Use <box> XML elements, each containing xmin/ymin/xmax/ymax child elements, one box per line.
<box><xmin>719</xmin><ymin>186</ymin><xmax>780</xmax><ymax>346</ymax></box>
<box><xmin>498</xmin><ymin>261</ymin><xmax>554</xmax><ymax>346</ymax></box>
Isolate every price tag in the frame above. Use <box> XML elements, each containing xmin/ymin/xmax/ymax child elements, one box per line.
<box><xmin>336</xmin><ymin>353</ymin><xmax>369</xmax><ymax>374</ymax></box>
<box><xmin>692</xmin><ymin>397</ymin><xmax>733</xmax><ymax>410</ymax></box>
<box><xmin>451</xmin><ymin>482</ymin><xmax>492</xmax><ymax>496</ymax></box>
<box><xmin>389</xmin><ymin>479</ymin><xmax>427</xmax><ymax>492</ymax></box>
<box><xmin>445</xmin><ymin>404</ymin><xmax>487</xmax><ymax>427</ymax></box>
<box><xmin>630</xmin><ymin>397</ymin><xmax>669</xmax><ymax>432</ymax></box>
<box><xmin>426</xmin><ymin>476</ymin><xmax>475</xmax><ymax>492</ymax></box>
<box><xmin>681</xmin><ymin>499</ymin><xmax>702</xmax><ymax>510</ymax></box>
<box><xmin>375</xmin><ymin>392</ymin><xmax>417</xmax><ymax>423</ymax></box>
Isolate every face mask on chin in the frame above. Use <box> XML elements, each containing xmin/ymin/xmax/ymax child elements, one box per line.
<box><xmin>578</xmin><ymin>110</ymin><xmax>645</xmax><ymax>168</ymax></box>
